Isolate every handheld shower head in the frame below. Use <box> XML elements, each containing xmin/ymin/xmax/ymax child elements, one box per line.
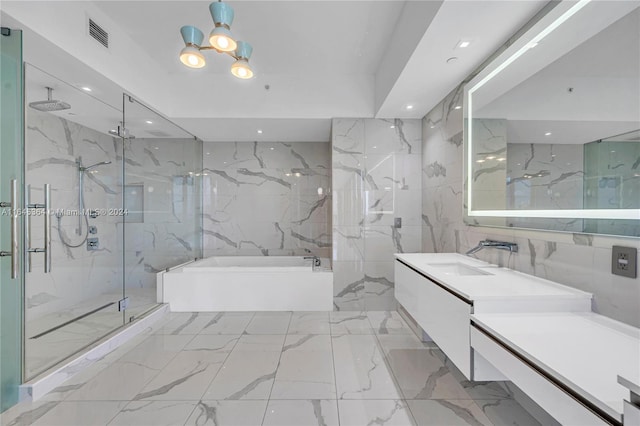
<box><xmin>81</xmin><ymin>160</ymin><xmax>112</xmax><ymax>172</ymax></box>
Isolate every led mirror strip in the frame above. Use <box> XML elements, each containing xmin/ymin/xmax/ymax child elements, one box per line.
<box><xmin>465</xmin><ymin>0</ymin><xmax>639</xmax><ymax>220</ymax></box>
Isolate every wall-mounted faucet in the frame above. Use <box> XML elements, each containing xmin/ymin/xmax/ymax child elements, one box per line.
<box><xmin>466</xmin><ymin>240</ymin><xmax>518</xmax><ymax>255</ymax></box>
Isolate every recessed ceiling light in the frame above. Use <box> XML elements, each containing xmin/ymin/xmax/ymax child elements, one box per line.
<box><xmin>81</xmin><ymin>86</ymin><xmax>92</xmax><ymax>92</ymax></box>
<box><xmin>486</xmin><ymin>156</ymin><xmax>495</xmax><ymax>160</ymax></box>
<box><xmin>405</xmin><ymin>105</ymin><xmax>414</xmax><ymax>110</ymax></box>
<box><xmin>257</xmin><ymin>129</ymin><xmax>263</xmax><ymax>134</ymax></box>
<box><xmin>206</xmin><ymin>152</ymin><xmax>210</xmax><ymax>155</ymax></box>
<box><xmin>457</xmin><ymin>40</ymin><xmax>472</xmax><ymax>48</ymax></box>
<box><xmin>145</xmin><ymin>120</ymin><xmax>153</xmax><ymax>124</ymax></box>
<box><xmin>545</xmin><ymin>132</ymin><xmax>552</xmax><ymax>136</ymax></box>
<box><xmin>430</xmin><ymin>125</ymin><xmax>435</xmax><ymax>129</ymax></box>
<box><xmin>454</xmin><ymin>105</ymin><xmax>462</xmax><ymax>110</ymax></box>
<box><xmin>270</xmin><ymin>147</ymin><xmax>274</xmax><ymax>150</ymax></box>
<box><xmin>390</xmin><ymin>125</ymin><xmax>395</xmax><ymax>129</ymax></box>
<box><xmin>476</xmin><ymin>159</ymin><xmax>485</xmax><ymax>163</ymax></box>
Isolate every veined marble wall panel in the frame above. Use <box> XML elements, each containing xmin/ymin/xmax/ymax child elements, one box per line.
<box><xmin>25</xmin><ymin>110</ymin><xmax>123</xmax><ymax>322</ymax></box>
<box><xmin>506</xmin><ymin>143</ymin><xmax>584</xmax><ymax>232</ymax></box>
<box><xmin>123</xmin><ymin>137</ymin><xmax>202</xmax><ymax>291</ymax></box>
<box><xmin>332</xmin><ymin>118</ymin><xmax>422</xmax><ymax>311</ymax></box>
<box><xmin>202</xmin><ymin>142</ymin><xmax>331</xmax><ymax>259</ymax></box>
<box><xmin>422</xmin><ymin>85</ymin><xmax>640</xmax><ymax>327</ymax></box>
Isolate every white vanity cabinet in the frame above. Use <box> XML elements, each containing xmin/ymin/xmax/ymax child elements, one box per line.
<box><xmin>395</xmin><ymin>258</ymin><xmax>474</xmax><ymax>378</ymax></box>
<box><xmin>394</xmin><ymin>253</ymin><xmax>593</xmax><ymax>381</ymax></box>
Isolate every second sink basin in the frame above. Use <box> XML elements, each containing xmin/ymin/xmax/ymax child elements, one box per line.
<box><xmin>427</xmin><ymin>262</ymin><xmax>494</xmax><ymax>276</ymax></box>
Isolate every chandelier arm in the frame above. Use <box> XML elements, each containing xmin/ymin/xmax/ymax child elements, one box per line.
<box><xmin>197</xmin><ymin>45</ymin><xmax>240</xmax><ymax>60</ymax></box>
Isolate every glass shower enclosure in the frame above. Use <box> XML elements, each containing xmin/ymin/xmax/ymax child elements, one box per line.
<box><xmin>18</xmin><ymin>66</ymin><xmax>202</xmax><ymax>385</ymax></box>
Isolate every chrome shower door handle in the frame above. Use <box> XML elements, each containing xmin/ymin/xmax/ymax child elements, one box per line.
<box><xmin>26</xmin><ymin>184</ymin><xmax>51</xmax><ymax>274</ymax></box>
<box><xmin>25</xmin><ymin>184</ymin><xmax>31</xmax><ymax>273</ymax></box>
<box><xmin>0</xmin><ymin>179</ymin><xmax>19</xmax><ymax>279</ymax></box>
<box><xmin>44</xmin><ymin>184</ymin><xmax>51</xmax><ymax>273</ymax></box>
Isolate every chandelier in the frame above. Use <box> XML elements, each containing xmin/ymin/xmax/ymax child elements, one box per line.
<box><xmin>179</xmin><ymin>0</ymin><xmax>253</xmax><ymax>79</ymax></box>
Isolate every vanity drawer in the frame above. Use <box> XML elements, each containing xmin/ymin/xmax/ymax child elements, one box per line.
<box><xmin>395</xmin><ymin>259</ymin><xmax>473</xmax><ymax>378</ymax></box>
<box><xmin>470</xmin><ymin>323</ymin><xmax>617</xmax><ymax>425</ymax></box>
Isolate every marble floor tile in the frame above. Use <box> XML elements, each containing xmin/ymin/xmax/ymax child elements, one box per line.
<box><xmin>183</xmin><ymin>334</ymin><xmax>241</xmax><ymax>353</ymax></box>
<box><xmin>476</xmin><ymin>399</ymin><xmax>546</xmax><ymax>426</ymax></box>
<box><xmin>133</xmin><ymin>351</ymin><xmax>228</xmax><ymax>401</ymax></box>
<box><xmin>376</xmin><ymin>334</ymin><xmax>436</xmax><ymax>358</ymax></box>
<box><xmin>329</xmin><ymin>311</ymin><xmax>374</xmax><ymax>335</ymax></box>
<box><xmin>65</xmin><ymin>360</ymin><xmax>162</xmax><ymax>401</ymax></box>
<box><xmin>184</xmin><ymin>400</ymin><xmax>268</xmax><ymax>426</ymax></box>
<box><xmin>197</xmin><ymin>312</ymin><xmax>255</xmax><ymax>335</ymax></box>
<box><xmin>233</xmin><ymin>334</ymin><xmax>286</xmax><ymax>352</ymax></box>
<box><xmin>263</xmin><ymin>400</ymin><xmax>339</xmax><ymax>426</ymax></box>
<box><xmin>31</xmin><ymin>401</ymin><xmax>126</xmax><ymax>426</ymax></box>
<box><xmin>386</xmin><ymin>348</ymin><xmax>471</xmax><ymax>400</ymax></box>
<box><xmin>203</xmin><ymin>351</ymin><xmax>281</xmax><ymax>400</ymax></box>
<box><xmin>271</xmin><ymin>335</ymin><xmax>336</xmax><ymax>399</ymax></box>
<box><xmin>338</xmin><ymin>400</ymin><xmax>415</xmax><ymax>426</ymax></box>
<box><xmin>332</xmin><ymin>334</ymin><xmax>403</xmax><ymax>399</ymax></box>
<box><xmin>155</xmin><ymin>312</ymin><xmax>221</xmax><ymax>335</ymax></box>
<box><xmin>367</xmin><ymin>311</ymin><xmax>413</xmax><ymax>335</ymax></box>
<box><xmin>1</xmin><ymin>401</ymin><xmax>60</xmax><ymax>426</ymax></box>
<box><xmin>244</xmin><ymin>312</ymin><xmax>292</xmax><ymax>334</ymax></box>
<box><xmin>108</xmin><ymin>400</ymin><xmax>198</xmax><ymax>426</ymax></box>
<box><xmin>407</xmin><ymin>399</ymin><xmax>493</xmax><ymax>426</ymax></box>
<box><xmin>114</xmin><ymin>334</ymin><xmax>194</xmax><ymax>370</ymax></box>
<box><xmin>288</xmin><ymin>312</ymin><xmax>331</xmax><ymax>334</ymax></box>
<box><xmin>4</xmin><ymin>310</ymin><xmax>550</xmax><ymax>426</ymax></box>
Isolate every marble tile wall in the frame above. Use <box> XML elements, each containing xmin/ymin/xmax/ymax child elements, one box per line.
<box><xmin>422</xmin><ymin>86</ymin><xmax>640</xmax><ymax>327</ymax></box>
<box><xmin>332</xmin><ymin>118</ymin><xmax>422</xmax><ymax>311</ymax></box>
<box><xmin>470</xmin><ymin>119</ymin><xmax>507</xmax><ymax>212</ymax></box>
<box><xmin>583</xmin><ymin>140</ymin><xmax>640</xmax><ymax>236</ymax></box>
<box><xmin>123</xmin><ymin>138</ymin><xmax>203</xmax><ymax>295</ymax></box>
<box><xmin>25</xmin><ymin>110</ymin><xmax>124</xmax><ymax>322</ymax></box>
<box><xmin>201</xmin><ymin>142</ymin><xmax>331</xmax><ymax>259</ymax></box>
<box><xmin>506</xmin><ymin>143</ymin><xmax>584</xmax><ymax>232</ymax></box>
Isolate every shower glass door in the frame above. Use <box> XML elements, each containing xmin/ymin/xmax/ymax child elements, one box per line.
<box><xmin>122</xmin><ymin>95</ymin><xmax>202</xmax><ymax>318</ymax></box>
<box><xmin>0</xmin><ymin>27</ymin><xmax>24</xmax><ymax>412</ymax></box>
<box><xmin>23</xmin><ymin>64</ymin><xmax>125</xmax><ymax>379</ymax></box>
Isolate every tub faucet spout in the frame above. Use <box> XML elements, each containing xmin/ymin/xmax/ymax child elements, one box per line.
<box><xmin>304</xmin><ymin>256</ymin><xmax>321</xmax><ymax>269</ymax></box>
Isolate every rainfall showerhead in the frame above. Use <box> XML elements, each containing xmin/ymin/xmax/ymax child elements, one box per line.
<box><xmin>29</xmin><ymin>87</ymin><xmax>71</xmax><ymax>112</ymax></box>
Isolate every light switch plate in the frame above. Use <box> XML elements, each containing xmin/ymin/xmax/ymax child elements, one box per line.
<box><xmin>611</xmin><ymin>245</ymin><xmax>637</xmax><ymax>278</ymax></box>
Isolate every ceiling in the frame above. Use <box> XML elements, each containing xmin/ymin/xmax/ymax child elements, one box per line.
<box><xmin>3</xmin><ymin>0</ymin><xmax>548</xmax><ymax>142</ymax></box>
<box><xmin>476</xmin><ymin>3</ymin><xmax>640</xmax><ymax>145</ymax></box>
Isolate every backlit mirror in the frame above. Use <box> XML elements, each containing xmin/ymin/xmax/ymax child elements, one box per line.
<box><xmin>464</xmin><ymin>1</ymin><xmax>640</xmax><ymax>237</ymax></box>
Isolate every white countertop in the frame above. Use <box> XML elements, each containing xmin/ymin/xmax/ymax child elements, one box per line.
<box><xmin>472</xmin><ymin>312</ymin><xmax>640</xmax><ymax>422</ymax></box>
<box><xmin>395</xmin><ymin>253</ymin><xmax>592</xmax><ymax>302</ymax></box>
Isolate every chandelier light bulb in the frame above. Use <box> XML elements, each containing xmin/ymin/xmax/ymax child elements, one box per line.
<box><xmin>217</xmin><ymin>36</ymin><xmax>229</xmax><ymax>49</ymax></box>
<box><xmin>179</xmin><ymin>45</ymin><xmax>206</xmax><ymax>68</ymax></box>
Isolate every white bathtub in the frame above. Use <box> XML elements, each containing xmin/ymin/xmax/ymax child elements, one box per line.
<box><xmin>158</xmin><ymin>256</ymin><xmax>333</xmax><ymax>312</ymax></box>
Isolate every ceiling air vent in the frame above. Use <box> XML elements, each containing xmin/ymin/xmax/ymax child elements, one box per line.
<box><xmin>88</xmin><ymin>19</ymin><xmax>109</xmax><ymax>48</ymax></box>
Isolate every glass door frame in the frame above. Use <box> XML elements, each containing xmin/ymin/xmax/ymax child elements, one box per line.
<box><xmin>0</xmin><ymin>26</ymin><xmax>24</xmax><ymax>412</ymax></box>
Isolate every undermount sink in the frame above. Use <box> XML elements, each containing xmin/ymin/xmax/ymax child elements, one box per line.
<box><xmin>427</xmin><ymin>262</ymin><xmax>494</xmax><ymax>276</ymax></box>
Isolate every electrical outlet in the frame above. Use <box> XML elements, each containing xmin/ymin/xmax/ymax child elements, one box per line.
<box><xmin>612</xmin><ymin>246</ymin><xmax>637</xmax><ymax>278</ymax></box>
